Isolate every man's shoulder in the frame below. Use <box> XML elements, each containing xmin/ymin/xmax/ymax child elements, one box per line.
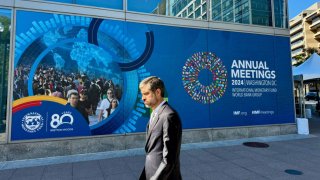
<box><xmin>161</xmin><ymin>104</ymin><xmax>182</xmax><ymax>127</ymax></box>
<box><xmin>162</xmin><ymin>103</ymin><xmax>178</xmax><ymax>116</ymax></box>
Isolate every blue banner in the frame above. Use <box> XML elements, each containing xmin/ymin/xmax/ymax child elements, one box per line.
<box><xmin>12</xmin><ymin>10</ymin><xmax>295</xmax><ymax>141</ymax></box>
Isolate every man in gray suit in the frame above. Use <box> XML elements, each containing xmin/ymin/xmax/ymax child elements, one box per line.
<box><xmin>139</xmin><ymin>76</ymin><xmax>182</xmax><ymax>180</ymax></box>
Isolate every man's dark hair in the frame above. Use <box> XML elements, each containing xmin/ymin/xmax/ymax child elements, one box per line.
<box><xmin>139</xmin><ymin>76</ymin><xmax>165</xmax><ymax>97</ymax></box>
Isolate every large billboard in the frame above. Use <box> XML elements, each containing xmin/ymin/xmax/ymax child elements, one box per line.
<box><xmin>11</xmin><ymin>10</ymin><xmax>295</xmax><ymax>141</ymax></box>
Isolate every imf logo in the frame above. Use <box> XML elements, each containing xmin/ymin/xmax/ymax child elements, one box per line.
<box><xmin>22</xmin><ymin>112</ymin><xmax>44</xmax><ymax>133</ymax></box>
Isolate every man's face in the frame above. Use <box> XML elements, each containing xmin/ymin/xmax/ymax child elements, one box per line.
<box><xmin>140</xmin><ymin>85</ymin><xmax>160</xmax><ymax>110</ymax></box>
<box><xmin>107</xmin><ymin>90</ymin><xmax>114</xmax><ymax>99</ymax></box>
<box><xmin>69</xmin><ymin>94</ymin><xmax>79</xmax><ymax>107</ymax></box>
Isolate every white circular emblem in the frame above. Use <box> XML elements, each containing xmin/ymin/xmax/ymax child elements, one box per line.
<box><xmin>22</xmin><ymin>112</ymin><xmax>44</xmax><ymax>133</ymax></box>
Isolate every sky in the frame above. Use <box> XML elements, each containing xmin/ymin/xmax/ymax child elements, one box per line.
<box><xmin>288</xmin><ymin>0</ymin><xmax>320</xmax><ymax>19</ymax></box>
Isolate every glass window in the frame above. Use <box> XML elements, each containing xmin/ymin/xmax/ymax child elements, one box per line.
<box><xmin>222</xmin><ymin>0</ymin><xmax>234</xmax><ymax>22</ymax></box>
<box><xmin>188</xmin><ymin>13</ymin><xmax>194</xmax><ymax>19</ymax></box>
<box><xmin>202</xmin><ymin>13</ymin><xmax>207</xmax><ymax>20</ymax></box>
<box><xmin>188</xmin><ymin>4</ymin><xmax>194</xmax><ymax>14</ymax></box>
<box><xmin>195</xmin><ymin>0</ymin><xmax>201</xmax><ymax>7</ymax></box>
<box><xmin>182</xmin><ymin>0</ymin><xmax>188</xmax><ymax>7</ymax></box>
<box><xmin>182</xmin><ymin>10</ymin><xmax>187</xmax><ymax>17</ymax></box>
<box><xmin>172</xmin><ymin>6</ymin><xmax>177</xmax><ymax>15</ymax></box>
<box><xmin>171</xmin><ymin>0</ymin><xmax>190</xmax><ymax>18</ymax></box>
<box><xmin>202</xmin><ymin>2</ymin><xmax>207</xmax><ymax>14</ymax></box>
<box><xmin>212</xmin><ymin>0</ymin><xmax>222</xmax><ymax>21</ymax></box>
<box><xmin>128</xmin><ymin>0</ymin><xmax>167</xmax><ymax>15</ymax></box>
<box><xmin>176</xmin><ymin>2</ymin><xmax>183</xmax><ymax>15</ymax></box>
<box><xmin>195</xmin><ymin>8</ymin><xmax>201</xmax><ymax>18</ymax></box>
<box><xmin>274</xmin><ymin>0</ymin><xmax>288</xmax><ymax>28</ymax></box>
<box><xmin>128</xmin><ymin>0</ymin><xmax>207</xmax><ymax>21</ymax></box>
<box><xmin>43</xmin><ymin>0</ymin><xmax>123</xmax><ymax>10</ymax></box>
<box><xmin>211</xmin><ymin>0</ymin><xmax>275</xmax><ymax>27</ymax></box>
<box><xmin>212</xmin><ymin>0</ymin><xmax>235</xmax><ymax>22</ymax></box>
<box><xmin>251</xmin><ymin>0</ymin><xmax>272</xmax><ymax>26</ymax></box>
<box><xmin>0</xmin><ymin>8</ymin><xmax>11</xmax><ymax>141</ymax></box>
<box><xmin>234</xmin><ymin>0</ymin><xmax>249</xmax><ymax>24</ymax></box>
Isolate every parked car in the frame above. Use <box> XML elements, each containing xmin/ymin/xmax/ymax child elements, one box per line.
<box><xmin>305</xmin><ymin>92</ymin><xmax>319</xmax><ymax>101</ymax></box>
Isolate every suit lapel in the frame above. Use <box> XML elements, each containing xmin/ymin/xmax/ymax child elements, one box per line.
<box><xmin>146</xmin><ymin>122</ymin><xmax>150</xmax><ymax>141</ymax></box>
<box><xmin>145</xmin><ymin>102</ymin><xmax>167</xmax><ymax>148</ymax></box>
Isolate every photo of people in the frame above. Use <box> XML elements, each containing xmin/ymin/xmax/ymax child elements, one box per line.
<box><xmin>14</xmin><ymin>63</ymin><xmax>123</xmax><ymax>126</ymax></box>
<box><xmin>13</xmin><ymin>24</ymin><xmax>124</xmax><ymax>126</ymax></box>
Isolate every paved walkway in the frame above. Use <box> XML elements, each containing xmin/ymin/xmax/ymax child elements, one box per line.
<box><xmin>1</xmin><ymin>116</ymin><xmax>320</xmax><ymax>180</ymax></box>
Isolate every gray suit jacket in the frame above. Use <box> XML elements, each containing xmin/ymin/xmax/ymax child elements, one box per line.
<box><xmin>140</xmin><ymin>102</ymin><xmax>182</xmax><ymax>180</ymax></box>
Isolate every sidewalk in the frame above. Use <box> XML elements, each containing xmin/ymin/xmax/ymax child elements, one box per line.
<box><xmin>1</xmin><ymin>117</ymin><xmax>320</xmax><ymax>180</ymax></box>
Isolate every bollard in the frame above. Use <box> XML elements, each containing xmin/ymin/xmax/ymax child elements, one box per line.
<box><xmin>297</xmin><ymin>118</ymin><xmax>309</xmax><ymax>135</ymax></box>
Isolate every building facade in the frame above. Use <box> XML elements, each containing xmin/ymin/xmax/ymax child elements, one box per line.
<box><xmin>0</xmin><ymin>0</ymin><xmax>295</xmax><ymax>161</ymax></box>
<box><xmin>172</xmin><ymin>0</ymin><xmax>287</xmax><ymax>27</ymax></box>
<box><xmin>290</xmin><ymin>2</ymin><xmax>320</xmax><ymax>59</ymax></box>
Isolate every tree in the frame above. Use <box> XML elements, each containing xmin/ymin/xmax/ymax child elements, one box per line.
<box><xmin>292</xmin><ymin>47</ymin><xmax>320</xmax><ymax>66</ymax></box>
<box><xmin>0</xmin><ymin>16</ymin><xmax>10</xmax><ymax>42</ymax></box>
<box><xmin>304</xmin><ymin>47</ymin><xmax>319</xmax><ymax>59</ymax></box>
<box><xmin>292</xmin><ymin>54</ymin><xmax>305</xmax><ymax>66</ymax></box>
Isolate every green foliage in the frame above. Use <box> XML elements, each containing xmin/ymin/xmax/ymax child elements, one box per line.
<box><xmin>292</xmin><ymin>54</ymin><xmax>305</xmax><ymax>66</ymax></box>
<box><xmin>292</xmin><ymin>48</ymin><xmax>320</xmax><ymax>66</ymax></box>
<box><xmin>0</xmin><ymin>16</ymin><xmax>10</xmax><ymax>41</ymax></box>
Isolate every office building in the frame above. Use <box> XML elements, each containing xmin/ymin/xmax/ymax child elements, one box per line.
<box><xmin>290</xmin><ymin>2</ymin><xmax>320</xmax><ymax>58</ymax></box>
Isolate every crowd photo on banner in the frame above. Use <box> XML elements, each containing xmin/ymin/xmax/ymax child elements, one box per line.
<box><xmin>13</xmin><ymin>64</ymin><xmax>123</xmax><ymax>126</ymax></box>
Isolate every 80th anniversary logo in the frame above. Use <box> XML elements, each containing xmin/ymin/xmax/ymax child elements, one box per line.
<box><xmin>50</xmin><ymin>111</ymin><xmax>74</xmax><ymax>132</ymax></box>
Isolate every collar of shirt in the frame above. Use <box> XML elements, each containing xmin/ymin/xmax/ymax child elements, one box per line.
<box><xmin>152</xmin><ymin>100</ymin><xmax>166</xmax><ymax>117</ymax></box>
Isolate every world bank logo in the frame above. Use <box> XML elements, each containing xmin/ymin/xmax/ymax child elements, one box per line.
<box><xmin>22</xmin><ymin>112</ymin><xmax>44</xmax><ymax>133</ymax></box>
<box><xmin>182</xmin><ymin>52</ymin><xmax>227</xmax><ymax>104</ymax></box>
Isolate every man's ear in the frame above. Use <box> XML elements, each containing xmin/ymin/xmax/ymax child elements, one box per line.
<box><xmin>156</xmin><ymin>88</ymin><xmax>161</xmax><ymax>97</ymax></box>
